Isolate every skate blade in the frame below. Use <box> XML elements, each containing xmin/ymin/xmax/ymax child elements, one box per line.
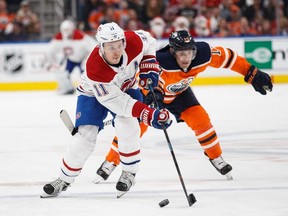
<box><xmin>40</xmin><ymin>192</ymin><xmax>57</xmax><ymax>198</ymax></box>
<box><xmin>92</xmin><ymin>175</ymin><xmax>105</xmax><ymax>184</ymax></box>
<box><xmin>117</xmin><ymin>191</ymin><xmax>128</xmax><ymax>199</ymax></box>
<box><xmin>226</xmin><ymin>173</ymin><xmax>233</xmax><ymax>180</ymax></box>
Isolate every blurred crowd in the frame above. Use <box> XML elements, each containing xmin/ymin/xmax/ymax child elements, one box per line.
<box><xmin>1</xmin><ymin>0</ymin><xmax>288</xmax><ymax>42</ymax></box>
<box><xmin>79</xmin><ymin>0</ymin><xmax>288</xmax><ymax>38</ymax></box>
<box><xmin>0</xmin><ymin>0</ymin><xmax>40</xmax><ymax>41</ymax></box>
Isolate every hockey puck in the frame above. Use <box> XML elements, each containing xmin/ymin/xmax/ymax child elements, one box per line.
<box><xmin>159</xmin><ymin>199</ymin><xmax>169</xmax><ymax>207</ymax></box>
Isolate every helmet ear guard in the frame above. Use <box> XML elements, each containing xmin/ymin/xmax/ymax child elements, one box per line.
<box><xmin>169</xmin><ymin>30</ymin><xmax>197</xmax><ymax>59</ymax></box>
<box><xmin>95</xmin><ymin>22</ymin><xmax>126</xmax><ymax>50</ymax></box>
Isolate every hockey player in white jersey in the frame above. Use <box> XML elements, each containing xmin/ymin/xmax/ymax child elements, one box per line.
<box><xmin>41</xmin><ymin>22</ymin><xmax>172</xmax><ymax>198</ymax></box>
<box><xmin>46</xmin><ymin>19</ymin><xmax>96</xmax><ymax>94</ymax></box>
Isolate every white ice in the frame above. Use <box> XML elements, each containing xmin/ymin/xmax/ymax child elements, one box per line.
<box><xmin>1</xmin><ymin>84</ymin><xmax>288</xmax><ymax>216</ymax></box>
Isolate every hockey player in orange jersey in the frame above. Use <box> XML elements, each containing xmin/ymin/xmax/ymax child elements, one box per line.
<box><xmin>93</xmin><ymin>30</ymin><xmax>273</xmax><ymax>183</ymax></box>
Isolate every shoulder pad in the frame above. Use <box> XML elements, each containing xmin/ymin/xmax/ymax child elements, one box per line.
<box><xmin>191</xmin><ymin>41</ymin><xmax>211</xmax><ymax>67</ymax></box>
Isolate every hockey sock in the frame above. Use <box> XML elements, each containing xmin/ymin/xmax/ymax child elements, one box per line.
<box><xmin>180</xmin><ymin>105</ymin><xmax>222</xmax><ymax>159</ymax></box>
<box><xmin>106</xmin><ymin>136</ymin><xmax>120</xmax><ymax>165</ymax></box>
<box><xmin>105</xmin><ymin>122</ymin><xmax>148</xmax><ymax>166</ymax></box>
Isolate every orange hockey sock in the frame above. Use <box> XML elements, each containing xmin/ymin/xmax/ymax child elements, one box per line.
<box><xmin>105</xmin><ymin>136</ymin><xmax>120</xmax><ymax>165</ymax></box>
<box><xmin>139</xmin><ymin>121</ymin><xmax>148</xmax><ymax>137</ymax></box>
<box><xmin>104</xmin><ymin>122</ymin><xmax>148</xmax><ymax>166</ymax></box>
<box><xmin>180</xmin><ymin>105</ymin><xmax>222</xmax><ymax>159</ymax></box>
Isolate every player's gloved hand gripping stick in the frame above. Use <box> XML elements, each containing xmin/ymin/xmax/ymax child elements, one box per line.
<box><xmin>148</xmin><ymin>84</ymin><xmax>197</xmax><ymax>207</ymax></box>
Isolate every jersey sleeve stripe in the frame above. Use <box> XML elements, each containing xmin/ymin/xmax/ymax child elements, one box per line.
<box><xmin>224</xmin><ymin>48</ymin><xmax>234</xmax><ymax>68</ymax></box>
<box><xmin>219</xmin><ymin>47</ymin><xmax>229</xmax><ymax>68</ymax></box>
<box><xmin>227</xmin><ymin>50</ymin><xmax>238</xmax><ymax>70</ymax></box>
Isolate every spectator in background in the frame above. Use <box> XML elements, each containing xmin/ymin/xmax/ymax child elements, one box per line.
<box><xmin>15</xmin><ymin>0</ymin><xmax>40</xmax><ymax>40</ymax></box>
<box><xmin>243</xmin><ymin>0</ymin><xmax>264</xmax><ymax>22</ymax></box>
<box><xmin>116</xmin><ymin>0</ymin><xmax>130</xmax><ymax>27</ymax></box>
<box><xmin>125</xmin><ymin>19</ymin><xmax>140</xmax><ymax>30</ymax></box>
<box><xmin>0</xmin><ymin>0</ymin><xmax>15</xmax><ymax>33</ymax></box>
<box><xmin>126</xmin><ymin>0</ymin><xmax>143</xmax><ymax>17</ymax></box>
<box><xmin>238</xmin><ymin>16</ymin><xmax>257</xmax><ymax>36</ymax></box>
<box><xmin>80</xmin><ymin>0</ymin><xmax>106</xmax><ymax>32</ymax></box>
<box><xmin>175</xmin><ymin>0</ymin><xmax>198</xmax><ymax>25</ymax></box>
<box><xmin>263</xmin><ymin>0</ymin><xmax>276</xmax><ymax>21</ymax></box>
<box><xmin>219</xmin><ymin>0</ymin><xmax>234</xmax><ymax>22</ymax></box>
<box><xmin>261</xmin><ymin>19</ymin><xmax>275</xmax><ymax>35</ymax></box>
<box><xmin>249</xmin><ymin>7</ymin><xmax>266</xmax><ymax>35</ymax></box>
<box><xmin>193</xmin><ymin>15</ymin><xmax>211</xmax><ymax>37</ymax></box>
<box><xmin>228</xmin><ymin>4</ymin><xmax>242</xmax><ymax>36</ymax></box>
<box><xmin>205</xmin><ymin>4</ymin><xmax>221</xmax><ymax>35</ymax></box>
<box><xmin>88</xmin><ymin>1</ymin><xmax>107</xmax><ymax>32</ymax></box>
<box><xmin>172</xmin><ymin>15</ymin><xmax>190</xmax><ymax>31</ymax></box>
<box><xmin>214</xmin><ymin>18</ymin><xmax>230</xmax><ymax>37</ymax></box>
<box><xmin>98</xmin><ymin>6</ymin><xmax>119</xmax><ymax>25</ymax></box>
<box><xmin>277</xmin><ymin>7</ymin><xmax>288</xmax><ymax>36</ymax></box>
<box><xmin>149</xmin><ymin>16</ymin><xmax>171</xmax><ymax>39</ymax></box>
<box><xmin>1</xmin><ymin>20</ymin><xmax>28</xmax><ymax>41</ymax></box>
<box><xmin>263</xmin><ymin>0</ymin><xmax>277</xmax><ymax>34</ymax></box>
<box><xmin>279</xmin><ymin>16</ymin><xmax>288</xmax><ymax>35</ymax></box>
<box><xmin>124</xmin><ymin>8</ymin><xmax>144</xmax><ymax>30</ymax></box>
<box><xmin>163</xmin><ymin>1</ymin><xmax>179</xmax><ymax>28</ymax></box>
<box><xmin>171</xmin><ymin>15</ymin><xmax>194</xmax><ymax>36</ymax></box>
<box><xmin>141</xmin><ymin>0</ymin><xmax>166</xmax><ymax>27</ymax></box>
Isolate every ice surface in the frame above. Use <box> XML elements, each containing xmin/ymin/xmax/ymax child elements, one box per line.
<box><xmin>1</xmin><ymin>84</ymin><xmax>288</xmax><ymax>216</ymax></box>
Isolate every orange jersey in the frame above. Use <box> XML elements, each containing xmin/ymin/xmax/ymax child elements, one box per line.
<box><xmin>156</xmin><ymin>42</ymin><xmax>251</xmax><ymax>103</ymax></box>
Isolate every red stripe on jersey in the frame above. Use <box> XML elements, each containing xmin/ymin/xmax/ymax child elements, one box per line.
<box><xmin>62</xmin><ymin>159</ymin><xmax>82</xmax><ymax>171</ymax></box>
<box><xmin>119</xmin><ymin>149</ymin><xmax>140</xmax><ymax>157</ymax></box>
<box><xmin>142</xmin><ymin>55</ymin><xmax>156</xmax><ymax>62</ymax></box>
<box><xmin>86</xmin><ymin>47</ymin><xmax>116</xmax><ymax>82</ymax></box>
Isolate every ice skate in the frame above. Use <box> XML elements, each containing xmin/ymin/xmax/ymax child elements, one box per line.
<box><xmin>209</xmin><ymin>155</ymin><xmax>233</xmax><ymax>180</ymax></box>
<box><xmin>116</xmin><ymin>171</ymin><xmax>135</xmax><ymax>198</ymax></box>
<box><xmin>40</xmin><ymin>178</ymin><xmax>70</xmax><ymax>198</ymax></box>
<box><xmin>92</xmin><ymin>160</ymin><xmax>116</xmax><ymax>184</ymax></box>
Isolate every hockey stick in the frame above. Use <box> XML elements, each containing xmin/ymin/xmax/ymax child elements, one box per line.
<box><xmin>60</xmin><ymin>109</ymin><xmax>113</xmax><ymax>136</ymax></box>
<box><xmin>148</xmin><ymin>85</ymin><xmax>197</xmax><ymax>207</ymax></box>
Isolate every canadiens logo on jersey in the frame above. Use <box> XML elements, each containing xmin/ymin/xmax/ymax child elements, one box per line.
<box><xmin>167</xmin><ymin>77</ymin><xmax>194</xmax><ymax>93</ymax></box>
<box><xmin>121</xmin><ymin>77</ymin><xmax>136</xmax><ymax>92</ymax></box>
<box><xmin>119</xmin><ymin>61</ymin><xmax>138</xmax><ymax>92</ymax></box>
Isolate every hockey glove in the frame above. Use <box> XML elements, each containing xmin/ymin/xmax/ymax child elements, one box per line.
<box><xmin>144</xmin><ymin>88</ymin><xmax>164</xmax><ymax>109</ymax></box>
<box><xmin>139</xmin><ymin>59</ymin><xmax>161</xmax><ymax>90</ymax></box>
<box><xmin>244</xmin><ymin>65</ymin><xmax>273</xmax><ymax>95</ymax></box>
<box><xmin>140</xmin><ymin>107</ymin><xmax>172</xmax><ymax>129</ymax></box>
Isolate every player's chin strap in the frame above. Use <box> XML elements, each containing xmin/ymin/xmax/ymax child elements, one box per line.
<box><xmin>148</xmin><ymin>84</ymin><xmax>197</xmax><ymax>207</ymax></box>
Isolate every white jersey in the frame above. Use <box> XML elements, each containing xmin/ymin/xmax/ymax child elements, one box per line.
<box><xmin>77</xmin><ymin>30</ymin><xmax>157</xmax><ymax>117</ymax></box>
<box><xmin>48</xmin><ymin>29</ymin><xmax>96</xmax><ymax>64</ymax></box>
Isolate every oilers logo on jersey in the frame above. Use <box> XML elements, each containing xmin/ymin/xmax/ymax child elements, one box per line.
<box><xmin>167</xmin><ymin>77</ymin><xmax>194</xmax><ymax>93</ymax></box>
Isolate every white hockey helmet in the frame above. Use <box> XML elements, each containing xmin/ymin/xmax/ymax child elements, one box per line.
<box><xmin>95</xmin><ymin>22</ymin><xmax>125</xmax><ymax>47</ymax></box>
<box><xmin>60</xmin><ymin>20</ymin><xmax>75</xmax><ymax>39</ymax></box>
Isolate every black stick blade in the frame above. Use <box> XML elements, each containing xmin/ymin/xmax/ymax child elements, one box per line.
<box><xmin>188</xmin><ymin>193</ymin><xmax>197</xmax><ymax>206</ymax></box>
